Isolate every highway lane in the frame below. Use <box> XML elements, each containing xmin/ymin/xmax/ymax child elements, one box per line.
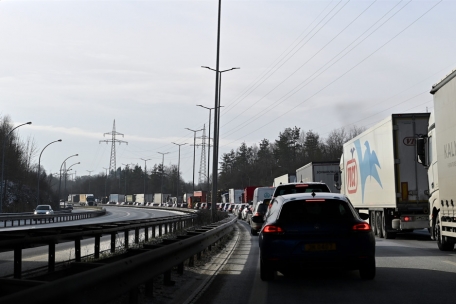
<box><xmin>195</xmin><ymin>221</ymin><xmax>456</xmax><ymax>304</ymax></box>
<box><xmin>0</xmin><ymin>206</ymin><xmax>186</xmax><ymax>277</ymax></box>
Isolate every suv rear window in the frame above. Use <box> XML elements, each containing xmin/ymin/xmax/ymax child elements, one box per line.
<box><xmin>278</xmin><ymin>199</ymin><xmax>354</xmax><ymax>223</ymax></box>
<box><xmin>275</xmin><ymin>184</ymin><xmax>330</xmax><ymax>196</ymax></box>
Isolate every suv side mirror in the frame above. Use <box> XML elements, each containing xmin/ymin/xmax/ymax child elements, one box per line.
<box><xmin>334</xmin><ymin>171</ymin><xmax>341</xmax><ymax>190</ymax></box>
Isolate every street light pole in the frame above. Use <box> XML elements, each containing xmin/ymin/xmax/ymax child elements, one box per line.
<box><xmin>64</xmin><ymin>162</ymin><xmax>79</xmax><ymax>206</ymax></box>
<box><xmin>157</xmin><ymin>152</ymin><xmax>169</xmax><ymax>204</ymax></box>
<box><xmin>185</xmin><ymin>128</ymin><xmax>203</xmax><ymax>192</ymax></box>
<box><xmin>202</xmin><ymin>66</ymin><xmax>239</xmax><ymax>222</ymax></box>
<box><xmin>58</xmin><ymin>154</ymin><xmax>78</xmax><ymax>207</ymax></box>
<box><xmin>172</xmin><ymin>142</ymin><xmax>187</xmax><ymax>204</ymax></box>
<box><xmin>103</xmin><ymin>167</ymin><xmax>108</xmax><ymax>202</ymax></box>
<box><xmin>36</xmin><ymin>139</ymin><xmax>62</xmax><ymax>207</ymax></box>
<box><xmin>0</xmin><ymin>121</ymin><xmax>32</xmax><ymax>213</ymax></box>
<box><xmin>140</xmin><ymin>158</ymin><xmax>151</xmax><ymax>195</ymax></box>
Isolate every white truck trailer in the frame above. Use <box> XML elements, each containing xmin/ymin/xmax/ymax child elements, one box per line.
<box><xmin>296</xmin><ymin>161</ymin><xmax>340</xmax><ymax>193</ymax></box>
<box><xmin>252</xmin><ymin>187</ymin><xmax>275</xmax><ymax>209</ymax></box>
<box><xmin>416</xmin><ymin>70</ymin><xmax>456</xmax><ymax>250</ymax></box>
<box><xmin>337</xmin><ymin>113</ymin><xmax>430</xmax><ymax>239</ymax></box>
<box><xmin>273</xmin><ymin>174</ymin><xmax>296</xmax><ymax>187</ymax></box>
<box><xmin>109</xmin><ymin>194</ymin><xmax>125</xmax><ymax>204</ymax></box>
<box><xmin>228</xmin><ymin>189</ymin><xmax>243</xmax><ymax>204</ymax></box>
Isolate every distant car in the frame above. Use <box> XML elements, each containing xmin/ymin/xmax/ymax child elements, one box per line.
<box><xmin>249</xmin><ymin>201</ymin><xmax>269</xmax><ymax>235</ymax></box>
<box><xmin>34</xmin><ymin>205</ymin><xmax>54</xmax><ymax>215</ymax></box>
<box><xmin>61</xmin><ymin>204</ymin><xmax>73</xmax><ymax>212</ymax></box>
<box><xmin>259</xmin><ymin>192</ymin><xmax>375</xmax><ymax>281</ymax></box>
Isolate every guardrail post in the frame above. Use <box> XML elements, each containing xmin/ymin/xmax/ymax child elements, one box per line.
<box><xmin>152</xmin><ymin>225</ymin><xmax>156</xmax><ymax>238</ymax></box>
<box><xmin>144</xmin><ymin>227</ymin><xmax>149</xmax><ymax>242</ymax></box>
<box><xmin>49</xmin><ymin>241</ymin><xmax>56</xmax><ymax>272</ymax></box>
<box><xmin>197</xmin><ymin>251</ymin><xmax>202</xmax><ymax>260</ymax></box>
<box><xmin>94</xmin><ymin>235</ymin><xmax>101</xmax><ymax>259</ymax></box>
<box><xmin>124</xmin><ymin>230</ymin><xmax>129</xmax><ymax>249</ymax></box>
<box><xmin>111</xmin><ymin>232</ymin><xmax>116</xmax><ymax>253</ymax></box>
<box><xmin>164</xmin><ymin>223</ymin><xmax>168</xmax><ymax>235</ymax></box>
<box><xmin>135</xmin><ymin>227</ymin><xmax>139</xmax><ymax>244</ymax></box>
<box><xmin>14</xmin><ymin>245</ymin><xmax>22</xmax><ymax>279</ymax></box>
<box><xmin>75</xmin><ymin>237</ymin><xmax>81</xmax><ymax>262</ymax></box>
<box><xmin>189</xmin><ymin>255</ymin><xmax>194</xmax><ymax>267</ymax></box>
<box><xmin>159</xmin><ymin>224</ymin><xmax>162</xmax><ymax>237</ymax></box>
<box><xmin>164</xmin><ymin>270</ymin><xmax>175</xmax><ymax>286</ymax></box>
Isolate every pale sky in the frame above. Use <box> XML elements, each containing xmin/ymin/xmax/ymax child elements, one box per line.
<box><xmin>1</xmin><ymin>0</ymin><xmax>454</xmax><ymax>183</ymax></box>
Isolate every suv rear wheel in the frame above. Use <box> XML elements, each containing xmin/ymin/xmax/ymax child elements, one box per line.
<box><xmin>260</xmin><ymin>258</ymin><xmax>275</xmax><ymax>281</ymax></box>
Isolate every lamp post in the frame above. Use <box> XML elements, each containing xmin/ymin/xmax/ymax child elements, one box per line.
<box><xmin>58</xmin><ymin>154</ymin><xmax>78</xmax><ymax>207</ymax></box>
<box><xmin>185</xmin><ymin>128</ymin><xmax>203</xmax><ymax>192</ymax></box>
<box><xmin>103</xmin><ymin>167</ymin><xmax>108</xmax><ymax>202</ymax></box>
<box><xmin>0</xmin><ymin>121</ymin><xmax>32</xmax><ymax>213</ymax></box>
<box><xmin>36</xmin><ymin>139</ymin><xmax>62</xmax><ymax>207</ymax></box>
<box><xmin>140</xmin><ymin>158</ymin><xmax>151</xmax><ymax>195</ymax></box>
<box><xmin>64</xmin><ymin>162</ymin><xmax>79</xmax><ymax>206</ymax></box>
<box><xmin>157</xmin><ymin>152</ymin><xmax>169</xmax><ymax>204</ymax></box>
<box><xmin>202</xmin><ymin>66</ymin><xmax>239</xmax><ymax>222</ymax></box>
<box><xmin>172</xmin><ymin>142</ymin><xmax>187</xmax><ymax>204</ymax></box>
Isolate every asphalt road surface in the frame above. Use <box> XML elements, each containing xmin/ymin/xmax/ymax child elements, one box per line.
<box><xmin>194</xmin><ymin>220</ymin><xmax>456</xmax><ymax>304</ymax></box>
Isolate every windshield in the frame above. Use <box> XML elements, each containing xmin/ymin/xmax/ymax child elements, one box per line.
<box><xmin>278</xmin><ymin>199</ymin><xmax>354</xmax><ymax>223</ymax></box>
<box><xmin>36</xmin><ymin>205</ymin><xmax>50</xmax><ymax>210</ymax></box>
<box><xmin>275</xmin><ymin>184</ymin><xmax>330</xmax><ymax>196</ymax></box>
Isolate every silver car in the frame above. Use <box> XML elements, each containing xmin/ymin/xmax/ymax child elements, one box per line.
<box><xmin>34</xmin><ymin>205</ymin><xmax>54</xmax><ymax>215</ymax></box>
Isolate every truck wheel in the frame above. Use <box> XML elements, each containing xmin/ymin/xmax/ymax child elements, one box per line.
<box><xmin>376</xmin><ymin>211</ymin><xmax>384</xmax><ymax>238</ymax></box>
<box><xmin>436</xmin><ymin>216</ymin><xmax>455</xmax><ymax>251</ymax></box>
<box><xmin>371</xmin><ymin>212</ymin><xmax>378</xmax><ymax>236</ymax></box>
<box><xmin>382</xmin><ymin>212</ymin><xmax>396</xmax><ymax>239</ymax></box>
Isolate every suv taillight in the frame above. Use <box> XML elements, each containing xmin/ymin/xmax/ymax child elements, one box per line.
<box><xmin>352</xmin><ymin>223</ymin><xmax>371</xmax><ymax>231</ymax></box>
<box><xmin>262</xmin><ymin>225</ymin><xmax>284</xmax><ymax>234</ymax></box>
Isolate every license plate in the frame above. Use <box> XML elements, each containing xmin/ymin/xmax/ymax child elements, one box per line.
<box><xmin>304</xmin><ymin>243</ymin><xmax>336</xmax><ymax>251</ymax></box>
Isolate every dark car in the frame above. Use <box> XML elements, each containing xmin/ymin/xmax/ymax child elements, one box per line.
<box><xmin>249</xmin><ymin>201</ymin><xmax>269</xmax><ymax>235</ymax></box>
<box><xmin>259</xmin><ymin>192</ymin><xmax>375</xmax><ymax>281</ymax></box>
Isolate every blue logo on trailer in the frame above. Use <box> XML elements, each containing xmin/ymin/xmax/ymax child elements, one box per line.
<box><xmin>354</xmin><ymin>139</ymin><xmax>382</xmax><ymax>203</ymax></box>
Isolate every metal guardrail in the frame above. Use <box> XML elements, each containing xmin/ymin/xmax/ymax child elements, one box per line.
<box><xmin>0</xmin><ymin>209</ymin><xmax>106</xmax><ymax>228</ymax></box>
<box><xmin>0</xmin><ymin>215</ymin><xmax>236</xmax><ymax>304</ymax></box>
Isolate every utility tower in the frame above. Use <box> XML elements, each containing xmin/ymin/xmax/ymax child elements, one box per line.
<box><xmin>198</xmin><ymin>124</ymin><xmax>207</xmax><ymax>186</ymax></box>
<box><xmin>99</xmin><ymin>120</ymin><xmax>128</xmax><ymax>178</ymax></box>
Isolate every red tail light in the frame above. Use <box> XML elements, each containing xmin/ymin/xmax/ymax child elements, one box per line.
<box><xmin>254</xmin><ymin>212</ymin><xmax>261</xmax><ymax>217</ymax></box>
<box><xmin>352</xmin><ymin>223</ymin><xmax>371</xmax><ymax>231</ymax></box>
<box><xmin>263</xmin><ymin>225</ymin><xmax>284</xmax><ymax>234</ymax></box>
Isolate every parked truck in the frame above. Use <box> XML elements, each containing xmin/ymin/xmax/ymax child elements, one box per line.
<box><xmin>67</xmin><ymin>194</ymin><xmax>79</xmax><ymax>203</ymax></box>
<box><xmin>109</xmin><ymin>194</ymin><xmax>125</xmax><ymax>204</ymax></box>
<box><xmin>229</xmin><ymin>189</ymin><xmax>243</xmax><ymax>204</ymax></box>
<box><xmin>273</xmin><ymin>173</ymin><xmax>296</xmax><ymax>187</ymax></box>
<box><xmin>296</xmin><ymin>161</ymin><xmax>340</xmax><ymax>193</ymax></box>
<box><xmin>336</xmin><ymin>113</ymin><xmax>430</xmax><ymax>239</ymax></box>
<box><xmin>126</xmin><ymin>194</ymin><xmax>135</xmax><ymax>205</ymax></box>
<box><xmin>416</xmin><ymin>70</ymin><xmax>456</xmax><ymax>250</ymax></box>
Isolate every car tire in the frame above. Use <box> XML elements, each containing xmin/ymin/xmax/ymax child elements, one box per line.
<box><xmin>359</xmin><ymin>259</ymin><xmax>376</xmax><ymax>280</ymax></box>
<box><xmin>251</xmin><ymin>228</ymin><xmax>258</xmax><ymax>236</ymax></box>
<box><xmin>382</xmin><ymin>211</ymin><xmax>396</xmax><ymax>239</ymax></box>
<box><xmin>260</xmin><ymin>258</ymin><xmax>274</xmax><ymax>281</ymax></box>
<box><xmin>376</xmin><ymin>211</ymin><xmax>384</xmax><ymax>238</ymax></box>
<box><xmin>436</xmin><ymin>216</ymin><xmax>455</xmax><ymax>251</ymax></box>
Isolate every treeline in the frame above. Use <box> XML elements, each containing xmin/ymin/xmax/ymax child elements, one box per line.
<box><xmin>218</xmin><ymin>126</ymin><xmax>364</xmax><ymax>190</ymax></box>
<box><xmin>0</xmin><ymin>115</ymin><xmax>56</xmax><ymax>212</ymax></box>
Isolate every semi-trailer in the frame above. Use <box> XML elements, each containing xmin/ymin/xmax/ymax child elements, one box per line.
<box><xmin>337</xmin><ymin>113</ymin><xmax>430</xmax><ymax>239</ymax></box>
<box><xmin>296</xmin><ymin>161</ymin><xmax>340</xmax><ymax>193</ymax></box>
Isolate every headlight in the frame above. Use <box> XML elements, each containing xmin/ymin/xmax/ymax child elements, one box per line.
<box><xmin>34</xmin><ymin>211</ymin><xmax>37</xmax><ymax>215</ymax></box>
<box><xmin>46</xmin><ymin>211</ymin><xmax>50</xmax><ymax>214</ymax></box>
